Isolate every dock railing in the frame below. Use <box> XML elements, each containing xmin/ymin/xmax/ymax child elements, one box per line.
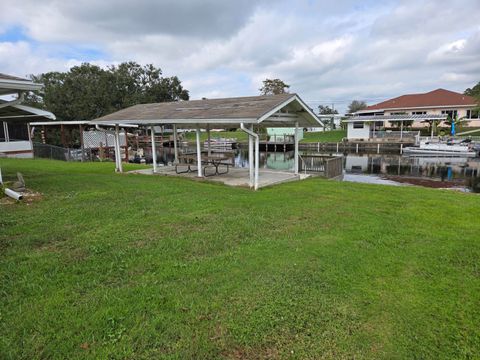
<box><xmin>372</xmin><ymin>130</ymin><xmax>419</xmax><ymax>141</ymax></box>
<box><xmin>299</xmin><ymin>155</ymin><xmax>343</xmax><ymax>178</ymax></box>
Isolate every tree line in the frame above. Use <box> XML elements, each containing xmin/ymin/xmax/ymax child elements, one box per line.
<box><xmin>26</xmin><ymin>62</ymin><xmax>189</xmax><ymax>121</ymax></box>
<box><xmin>26</xmin><ymin>68</ymin><xmax>480</xmax><ymax>123</ymax></box>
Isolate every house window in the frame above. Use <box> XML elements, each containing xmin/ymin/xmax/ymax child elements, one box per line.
<box><xmin>391</xmin><ymin>112</ymin><xmax>406</xmax><ymax>115</ymax></box>
<box><xmin>412</xmin><ymin>111</ymin><xmax>427</xmax><ymax>115</ymax></box>
<box><xmin>441</xmin><ymin>110</ymin><xmax>458</xmax><ymax>119</ymax></box>
<box><xmin>353</xmin><ymin>122</ymin><xmax>364</xmax><ymax>129</ymax></box>
<box><xmin>466</xmin><ymin>109</ymin><xmax>479</xmax><ymax>119</ymax></box>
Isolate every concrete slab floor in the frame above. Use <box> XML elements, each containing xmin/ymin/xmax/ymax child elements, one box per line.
<box><xmin>128</xmin><ymin>166</ymin><xmax>310</xmax><ymax>189</ymax></box>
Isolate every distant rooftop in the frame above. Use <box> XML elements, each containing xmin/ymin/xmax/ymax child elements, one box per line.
<box><xmin>359</xmin><ymin>89</ymin><xmax>478</xmax><ymax>113</ymax></box>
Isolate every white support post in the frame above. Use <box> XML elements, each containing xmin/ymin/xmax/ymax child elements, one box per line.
<box><xmin>173</xmin><ymin>124</ymin><xmax>179</xmax><ymax>163</ymax></box>
<box><xmin>114</xmin><ymin>124</ymin><xmax>123</xmax><ymax>173</ymax></box>
<box><xmin>113</xmin><ymin>125</ymin><xmax>119</xmax><ymax>171</ymax></box>
<box><xmin>118</xmin><ymin>126</ymin><xmax>123</xmax><ymax>173</ymax></box>
<box><xmin>294</xmin><ymin>121</ymin><xmax>299</xmax><ymax>175</ymax></box>
<box><xmin>240</xmin><ymin>123</ymin><xmax>259</xmax><ymax>190</ymax></box>
<box><xmin>111</xmin><ymin>132</ymin><xmax>116</xmax><ymax>169</ymax></box>
<box><xmin>207</xmin><ymin>124</ymin><xmax>211</xmax><ymax>158</ymax></box>
<box><xmin>400</xmin><ymin>121</ymin><xmax>404</xmax><ymax>140</ymax></box>
<box><xmin>255</xmin><ymin>132</ymin><xmax>259</xmax><ymax>190</ymax></box>
<box><xmin>27</xmin><ymin>123</ymin><xmax>33</xmax><ymax>151</ymax></box>
<box><xmin>248</xmin><ymin>125</ymin><xmax>254</xmax><ymax>187</ymax></box>
<box><xmin>196</xmin><ymin>126</ymin><xmax>202</xmax><ymax>177</ymax></box>
<box><xmin>3</xmin><ymin>121</ymin><xmax>9</xmax><ymax>142</ymax></box>
<box><xmin>151</xmin><ymin>125</ymin><xmax>157</xmax><ymax>173</ymax></box>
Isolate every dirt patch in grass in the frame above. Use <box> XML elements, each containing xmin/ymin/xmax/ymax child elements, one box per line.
<box><xmin>222</xmin><ymin>346</ymin><xmax>280</xmax><ymax>360</ymax></box>
<box><xmin>0</xmin><ymin>188</ymin><xmax>43</xmax><ymax>205</ymax></box>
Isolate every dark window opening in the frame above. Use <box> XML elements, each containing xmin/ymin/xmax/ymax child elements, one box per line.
<box><xmin>353</xmin><ymin>122</ymin><xmax>364</xmax><ymax>129</ymax></box>
<box><xmin>441</xmin><ymin>110</ymin><xmax>458</xmax><ymax>119</ymax></box>
<box><xmin>466</xmin><ymin>110</ymin><xmax>479</xmax><ymax>119</ymax></box>
<box><xmin>0</xmin><ymin>122</ymin><xmax>5</xmax><ymax>142</ymax></box>
<box><xmin>6</xmin><ymin>121</ymin><xmax>29</xmax><ymax>141</ymax></box>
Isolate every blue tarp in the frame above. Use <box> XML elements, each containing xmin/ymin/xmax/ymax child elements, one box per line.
<box><xmin>451</xmin><ymin>121</ymin><xmax>456</xmax><ymax>136</ymax></box>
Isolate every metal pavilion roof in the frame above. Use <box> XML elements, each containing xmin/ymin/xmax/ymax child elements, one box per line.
<box><xmin>0</xmin><ymin>102</ymin><xmax>55</xmax><ymax>122</ymax></box>
<box><xmin>0</xmin><ymin>73</ymin><xmax>43</xmax><ymax>96</ymax></box>
<box><xmin>90</xmin><ymin>93</ymin><xmax>323</xmax><ymax>128</ymax></box>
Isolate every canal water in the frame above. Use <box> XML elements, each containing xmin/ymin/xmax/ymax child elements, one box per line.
<box><xmin>153</xmin><ymin>147</ymin><xmax>480</xmax><ymax>192</ymax></box>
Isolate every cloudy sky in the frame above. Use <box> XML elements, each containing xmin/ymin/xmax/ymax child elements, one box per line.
<box><xmin>1</xmin><ymin>0</ymin><xmax>479</xmax><ymax>112</ymax></box>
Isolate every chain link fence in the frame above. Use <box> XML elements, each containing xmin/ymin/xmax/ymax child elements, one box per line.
<box><xmin>32</xmin><ymin>143</ymin><xmax>104</xmax><ymax>162</ymax></box>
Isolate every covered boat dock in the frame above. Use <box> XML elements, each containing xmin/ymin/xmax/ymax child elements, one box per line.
<box><xmin>91</xmin><ymin>93</ymin><xmax>323</xmax><ymax>190</ymax></box>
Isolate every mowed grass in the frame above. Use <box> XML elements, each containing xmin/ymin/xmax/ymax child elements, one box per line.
<box><xmin>301</xmin><ymin>130</ymin><xmax>346</xmax><ymax>143</ymax></box>
<box><xmin>184</xmin><ymin>130</ymin><xmax>248</xmax><ymax>142</ymax></box>
<box><xmin>183</xmin><ymin>129</ymin><xmax>346</xmax><ymax>144</ymax></box>
<box><xmin>1</xmin><ymin>159</ymin><xmax>479</xmax><ymax>359</ymax></box>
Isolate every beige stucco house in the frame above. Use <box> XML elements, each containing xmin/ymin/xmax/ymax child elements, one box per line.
<box><xmin>355</xmin><ymin>88</ymin><xmax>479</xmax><ymax>128</ymax></box>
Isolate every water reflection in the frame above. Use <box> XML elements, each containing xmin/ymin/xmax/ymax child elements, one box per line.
<box><xmin>234</xmin><ymin>149</ymin><xmax>295</xmax><ymax>171</ymax></box>
<box><xmin>340</xmin><ymin>153</ymin><xmax>479</xmax><ymax>192</ymax></box>
<box><xmin>344</xmin><ymin>153</ymin><xmax>479</xmax><ymax>180</ymax></box>
<box><xmin>151</xmin><ymin>147</ymin><xmax>480</xmax><ymax>192</ymax></box>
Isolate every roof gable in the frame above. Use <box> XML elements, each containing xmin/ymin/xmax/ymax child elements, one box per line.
<box><xmin>361</xmin><ymin>89</ymin><xmax>478</xmax><ymax>112</ymax></box>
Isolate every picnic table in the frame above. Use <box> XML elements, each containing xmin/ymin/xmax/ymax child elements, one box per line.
<box><xmin>175</xmin><ymin>154</ymin><xmax>231</xmax><ymax>177</ymax></box>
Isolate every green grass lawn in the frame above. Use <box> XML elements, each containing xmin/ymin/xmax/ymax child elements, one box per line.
<box><xmin>184</xmin><ymin>129</ymin><xmax>346</xmax><ymax>144</ymax></box>
<box><xmin>1</xmin><ymin>159</ymin><xmax>479</xmax><ymax>359</ymax></box>
<box><xmin>301</xmin><ymin>130</ymin><xmax>346</xmax><ymax>143</ymax></box>
<box><xmin>184</xmin><ymin>130</ymin><xmax>249</xmax><ymax>142</ymax></box>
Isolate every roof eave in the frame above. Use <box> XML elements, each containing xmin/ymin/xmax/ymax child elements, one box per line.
<box><xmin>0</xmin><ymin>79</ymin><xmax>43</xmax><ymax>94</ymax></box>
<box><xmin>90</xmin><ymin>117</ymin><xmax>259</xmax><ymax>126</ymax></box>
<box><xmin>358</xmin><ymin>103</ymin><xmax>478</xmax><ymax>113</ymax></box>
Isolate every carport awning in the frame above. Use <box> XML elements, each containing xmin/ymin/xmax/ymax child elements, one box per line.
<box><xmin>0</xmin><ymin>102</ymin><xmax>56</xmax><ymax>122</ymax></box>
<box><xmin>0</xmin><ymin>73</ymin><xmax>43</xmax><ymax>96</ymax></box>
<box><xmin>90</xmin><ymin>93</ymin><xmax>323</xmax><ymax>128</ymax></box>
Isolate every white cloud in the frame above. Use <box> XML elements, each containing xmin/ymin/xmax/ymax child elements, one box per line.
<box><xmin>440</xmin><ymin>72</ymin><xmax>470</xmax><ymax>82</ymax></box>
<box><xmin>428</xmin><ymin>39</ymin><xmax>467</xmax><ymax>62</ymax></box>
<box><xmin>1</xmin><ymin>0</ymin><xmax>479</xmax><ymax>113</ymax></box>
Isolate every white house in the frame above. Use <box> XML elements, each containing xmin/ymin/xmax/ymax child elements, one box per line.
<box><xmin>345</xmin><ymin>114</ymin><xmax>447</xmax><ymax>141</ymax></box>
